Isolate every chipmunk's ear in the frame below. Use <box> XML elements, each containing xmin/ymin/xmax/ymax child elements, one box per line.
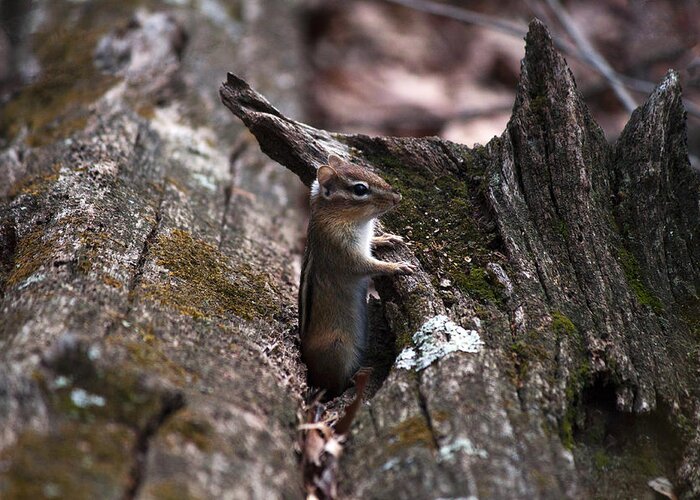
<box><xmin>317</xmin><ymin>165</ymin><xmax>338</xmax><ymax>197</ymax></box>
<box><xmin>327</xmin><ymin>154</ymin><xmax>344</xmax><ymax>169</ymax></box>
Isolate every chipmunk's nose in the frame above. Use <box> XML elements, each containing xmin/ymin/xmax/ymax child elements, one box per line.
<box><xmin>392</xmin><ymin>191</ymin><xmax>402</xmax><ymax>204</ymax></box>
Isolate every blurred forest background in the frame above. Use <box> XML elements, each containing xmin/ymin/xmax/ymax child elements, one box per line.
<box><xmin>2</xmin><ymin>0</ymin><xmax>700</xmax><ymax>161</ymax></box>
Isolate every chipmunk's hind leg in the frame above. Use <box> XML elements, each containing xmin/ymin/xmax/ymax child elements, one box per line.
<box><xmin>303</xmin><ymin>340</ymin><xmax>356</xmax><ymax>400</ymax></box>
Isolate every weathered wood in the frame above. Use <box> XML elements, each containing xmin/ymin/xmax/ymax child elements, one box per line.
<box><xmin>221</xmin><ymin>19</ymin><xmax>700</xmax><ymax>500</ymax></box>
<box><xmin>1</xmin><ymin>1</ymin><xmax>307</xmax><ymax>499</ymax></box>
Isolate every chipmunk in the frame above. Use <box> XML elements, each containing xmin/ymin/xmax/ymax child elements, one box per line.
<box><xmin>299</xmin><ymin>154</ymin><xmax>415</xmax><ymax>398</ymax></box>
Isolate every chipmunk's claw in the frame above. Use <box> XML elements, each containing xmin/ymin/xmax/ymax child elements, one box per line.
<box><xmin>372</xmin><ymin>233</ymin><xmax>405</xmax><ymax>248</ymax></box>
<box><xmin>394</xmin><ymin>261</ymin><xmax>417</xmax><ymax>275</ymax></box>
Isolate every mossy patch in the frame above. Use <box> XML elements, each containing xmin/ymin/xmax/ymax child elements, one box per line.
<box><xmin>5</xmin><ymin>204</ymin><xmax>131</xmax><ymax>291</ymax></box>
<box><xmin>593</xmin><ymin>449</ymin><xmax>611</xmax><ymax>470</ymax></box>
<box><xmin>160</xmin><ymin>410</ymin><xmax>215</xmax><ymax>452</ymax></box>
<box><xmin>5</xmin><ymin>226</ymin><xmax>58</xmax><ymax>288</ymax></box>
<box><xmin>141</xmin><ymin>479</ymin><xmax>203</xmax><ymax>500</ymax></box>
<box><xmin>7</xmin><ymin>163</ymin><xmax>61</xmax><ymax>198</ymax></box>
<box><xmin>144</xmin><ymin>229</ymin><xmax>279</xmax><ymax>321</ymax></box>
<box><xmin>529</xmin><ymin>94</ymin><xmax>549</xmax><ymax>115</ymax></box>
<box><xmin>3</xmin><ymin>338</ymin><xmax>184</xmax><ymax>499</ymax></box>
<box><xmin>38</xmin><ymin>343</ymin><xmax>178</xmax><ymax>429</ymax></box>
<box><xmin>358</xmin><ymin>142</ymin><xmax>505</xmax><ymax>306</ymax></box>
<box><xmin>617</xmin><ymin>248</ymin><xmax>663</xmax><ymax>314</ymax></box>
<box><xmin>505</xmin><ymin>311</ymin><xmax>590</xmax><ymax>450</ymax></box>
<box><xmin>108</xmin><ymin>333</ymin><xmax>192</xmax><ymax>385</ymax></box>
<box><xmin>560</xmin><ymin>362</ymin><xmax>591</xmax><ymax>450</ymax></box>
<box><xmin>552</xmin><ymin>312</ymin><xmax>591</xmax><ymax>450</ymax></box>
<box><xmin>456</xmin><ymin>267</ymin><xmax>504</xmax><ymax>304</ymax></box>
<box><xmin>385</xmin><ymin>411</ymin><xmax>449</xmax><ymax>454</ymax></box>
<box><xmin>395</xmin><ymin>330</ymin><xmax>413</xmax><ymax>352</ymax></box>
<box><xmin>386</xmin><ymin>415</ymin><xmax>436</xmax><ymax>453</ymax></box>
<box><xmin>0</xmin><ymin>0</ymin><xmax>169</xmax><ymax>146</ymax></box>
<box><xmin>509</xmin><ymin>312</ymin><xmax>579</xmax><ymax>386</ymax></box>
<box><xmin>509</xmin><ymin>330</ymin><xmax>552</xmax><ymax>385</ymax></box>
<box><xmin>0</xmin><ymin>421</ymin><xmax>134</xmax><ymax>500</ymax></box>
<box><xmin>551</xmin><ymin>311</ymin><xmax>577</xmax><ymax>338</ymax></box>
<box><xmin>0</xmin><ymin>23</ymin><xmax>117</xmax><ymax>146</ymax></box>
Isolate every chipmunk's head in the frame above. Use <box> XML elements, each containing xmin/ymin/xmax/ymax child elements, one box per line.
<box><xmin>311</xmin><ymin>154</ymin><xmax>401</xmax><ymax>222</ymax></box>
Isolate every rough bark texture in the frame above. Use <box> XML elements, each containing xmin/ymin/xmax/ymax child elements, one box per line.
<box><xmin>1</xmin><ymin>1</ymin><xmax>307</xmax><ymax>499</ymax></box>
<box><xmin>0</xmin><ymin>2</ymin><xmax>698</xmax><ymax>498</ymax></box>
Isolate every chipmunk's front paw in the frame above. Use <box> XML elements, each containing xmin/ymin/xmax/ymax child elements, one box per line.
<box><xmin>372</xmin><ymin>233</ymin><xmax>405</xmax><ymax>248</ymax></box>
<box><xmin>393</xmin><ymin>261</ymin><xmax>417</xmax><ymax>275</ymax></box>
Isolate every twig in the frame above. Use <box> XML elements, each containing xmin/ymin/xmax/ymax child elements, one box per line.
<box><xmin>381</xmin><ymin>0</ymin><xmax>527</xmax><ymax>39</ymax></box>
<box><xmin>379</xmin><ymin>0</ymin><xmax>700</xmax><ymax>120</ymax></box>
<box><xmin>382</xmin><ymin>0</ymin><xmax>582</xmax><ymax>57</ymax></box>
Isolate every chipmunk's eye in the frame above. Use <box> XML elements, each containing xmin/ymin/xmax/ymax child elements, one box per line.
<box><xmin>352</xmin><ymin>183</ymin><xmax>369</xmax><ymax>196</ymax></box>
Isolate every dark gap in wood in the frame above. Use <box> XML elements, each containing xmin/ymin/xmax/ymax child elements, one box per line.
<box><xmin>122</xmin><ymin>392</ymin><xmax>185</xmax><ymax>500</ymax></box>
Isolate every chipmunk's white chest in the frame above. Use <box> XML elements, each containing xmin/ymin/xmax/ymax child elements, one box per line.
<box><xmin>357</xmin><ymin>219</ymin><xmax>375</xmax><ymax>258</ymax></box>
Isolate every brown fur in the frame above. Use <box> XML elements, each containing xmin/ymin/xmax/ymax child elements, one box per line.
<box><xmin>299</xmin><ymin>154</ymin><xmax>414</xmax><ymax>398</ymax></box>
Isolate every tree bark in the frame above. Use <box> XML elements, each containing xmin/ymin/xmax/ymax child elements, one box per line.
<box><xmin>1</xmin><ymin>2</ymin><xmax>698</xmax><ymax>499</ymax></box>
<box><xmin>1</xmin><ymin>1</ymin><xmax>307</xmax><ymax>498</ymax></box>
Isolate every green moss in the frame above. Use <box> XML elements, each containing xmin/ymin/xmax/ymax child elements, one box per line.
<box><xmin>593</xmin><ymin>450</ymin><xmax>611</xmax><ymax>470</ymax></box>
<box><xmin>2</xmin><ymin>333</ymin><xmax>188</xmax><ymax>497</ymax></box>
<box><xmin>0</xmin><ymin>422</ymin><xmax>133</xmax><ymax>499</ymax></box>
<box><xmin>627</xmin><ymin>449</ymin><xmax>663</xmax><ymax>476</ymax></box>
<box><xmin>160</xmin><ymin>411</ymin><xmax>214</xmax><ymax>452</ymax></box>
<box><xmin>577</xmin><ymin>427</ymin><xmax>669</xmax><ymax>498</ymax></box>
<box><xmin>530</xmin><ymin>94</ymin><xmax>548</xmax><ymax>115</ymax></box>
<box><xmin>38</xmin><ymin>345</ymin><xmax>175</xmax><ymax>429</ymax></box>
<box><xmin>567</xmin><ymin>363</ymin><xmax>591</xmax><ymax>399</ymax></box>
<box><xmin>0</xmin><ymin>24</ymin><xmax>117</xmax><ymax>146</ymax></box>
<box><xmin>510</xmin><ymin>339</ymin><xmax>539</xmax><ymax>382</ymax></box>
<box><xmin>542</xmin><ymin>312</ymin><xmax>591</xmax><ymax>450</ymax></box>
<box><xmin>554</xmin><ymin>218</ymin><xmax>569</xmax><ymax>238</ymax></box>
<box><xmin>6</xmin><ymin>207</ymin><xmax>133</xmax><ymax>290</ymax></box>
<box><xmin>509</xmin><ymin>327</ymin><xmax>555</xmax><ymax>385</ymax></box>
<box><xmin>560</xmin><ymin>413</ymin><xmax>575</xmax><ymax>451</ymax></box>
<box><xmin>7</xmin><ymin>163</ymin><xmax>61</xmax><ymax>198</ymax></box>
<box><xmin>506</xmin><ymin>313</ymin><xmax>589</xmax><ymax>450</ymax></box>
<box><xmin>108</xmin><ymin>334</ymin><xmax>191</xmax><ymax>385</ymax></box>
<box><xmin>145</xmin><ymin>229</ymin><xmax>279</xmax><ymax>321</ymax></box>
<box><xmin>559</xmin><ymin>361</ymin><xmax>592</xmax><ymax>451</ymax></box>
<box><xmin>454</xmin><ymin>267</ymin><xmax>503</xmax><ymax>304</ymax></box>
<box><xmin>559</xmin><ymin>354</ymin><xmax>591</xmax><ymax>450</ymax></box>
<box><xmin>551</xmin><ymin>311</ymin><xmax>576</xmax><ymax>337</ymax></box>
<box><xmin>393</xmin><ymin>282</ymin><xmax>433</xmax><ymax>350</ymax></box>
<box><xmin>386</xmin><ymin>415</ymin><xmax>436</xmax><ymax>453</ymax></box>
<box><xmin>396</xmin><ymin>330</ymin><xmax>413</xmax><ymax>351</ymax></box>
<box><xmin>143</xmin><ymin>480</ymin><xmax>202</xmax><ymax>500</ymax></box>
<box><xmin>617</xmin><ymin>248</ymin><xmax>664</xmax><ymax>314</ymax></box>
<box><xmin>0</xmin><ymin>0</ymin><xmax>173</xmax><ymax>146</ymax></box>
<box><xmin>360</xmin><ymin>145</ymin><xmax>504</xmax><ymax>307</ymax></box>
<box><xmin>5</xmin><ymin>227</ymin><xmax>58</xmax><ymax>288</ymax></box>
